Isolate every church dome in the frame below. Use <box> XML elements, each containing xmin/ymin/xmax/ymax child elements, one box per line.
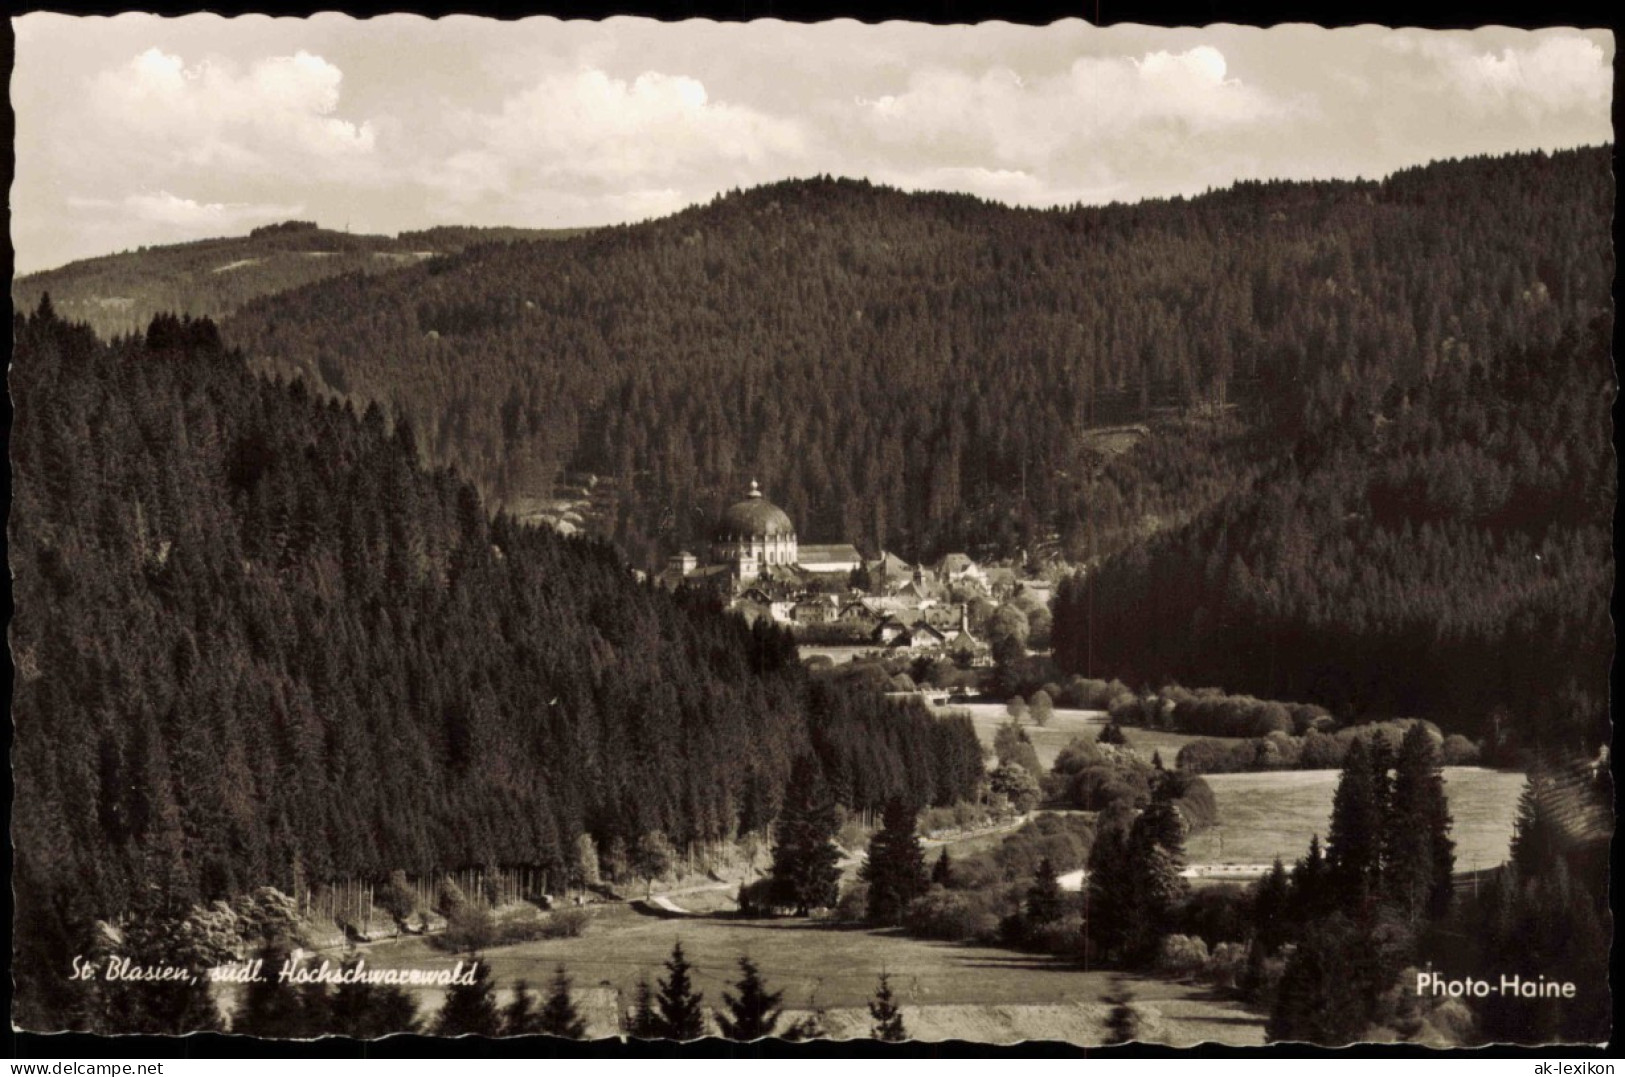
<box><xmin>715</xmin><ymin>481</ymin><xmax>795</xmax><ymax>539</ymax></box>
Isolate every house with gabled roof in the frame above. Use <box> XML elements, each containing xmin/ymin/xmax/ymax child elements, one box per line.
<box><xmin>864</xmin><ymin>550</ymin><xmax>915</xmax><ymax>592</ymax></box>
<box><xmin>888</xmin><ymin>622</ymin><xmax>949</xmax><ymax>651</ymax></box>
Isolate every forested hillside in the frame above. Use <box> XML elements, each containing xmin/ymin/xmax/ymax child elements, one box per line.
<box><xmin>1052</xmin><ymin>309</ymin><xmax>1615</xmax><ymax>751</ymax></box>
<box><xmin>219</xmin><ymin>149</ymin><xmax>1612</xmax><ymax>569</ymax></box>
<box><xmin>10</xmin><ymin>302</ymin><xmax>982</xmax><ymax>1028</ymax></box>
<box><xmin>10</xmin><ymin>220</ymin><xmax>587</xmax><ymax>341</ymax></box>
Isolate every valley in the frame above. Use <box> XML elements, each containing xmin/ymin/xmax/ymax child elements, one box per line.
<box><xmin>10</xmin><ymin>142</ymin><xmax>1611</xmax><ymax>1048</ymax></box>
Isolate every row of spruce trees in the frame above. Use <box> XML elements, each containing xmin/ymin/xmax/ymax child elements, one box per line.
<box><xmin>1255</xmin><ymin>731</ymin><xmax>1610</xmax><ymax>1044</ymax></box>
<box><xmin>222</xmin><ymin>940</ymin><xmax>911</xmax><ymax>1042</ymax></box>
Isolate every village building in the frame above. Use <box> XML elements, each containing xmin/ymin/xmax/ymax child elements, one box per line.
<box><xmin>837</xmin><ymin>600</ymin><xmax>884</xmax><ymax>629</ymax></box>
<box><xmin>863</xmin><ymin>550</ymin><xmax>917</xmax><ymax>593</ymax></box>
<box><xmin>657</xmin><ymin>481</ymin><xmax>866</xmax><ymax>596</ymax></box>
<box><xmin>791</xmin><ymin>595</ymin><xmax>840</xmax><ymax>624</ymax></box>
<box><xmin>652</xmin><ymin>483</ymin><xmax>1020</xmax><ymax>648</ymax></box>
<box><xmin>714</xmin><ymin>479</ymin><xmax>798</xmax><ymax>569</ymax></box>
<box><xmin>872</xmin><ymin>618</ymin><xmax>911</xmax><ymax>646</ymax></box>
<box><xmin>798</xmin><ymin>543</ymin><xmax>864</xmax><ymax>576</ymax></box>
<box><xmin>936</xmin><ymin>552</ymin><xmax>987</xmax><ymax>588</ymax></box>
<box><xmin>881</xmin><ymin>621</ymin><xmax>950</xmax><ymax>651</ymax></box>
<box><xmin>893</xmin><ymin>577</ymin><xmax>940</xmax><ymax>607</ymax></box>
<box><xmin>982</xmin><ymin>565</ymin><xmax>1019</xmax><ymax>600</ymax></box>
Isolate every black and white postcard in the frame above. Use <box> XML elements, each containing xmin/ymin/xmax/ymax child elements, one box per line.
<box><xmin>9</xmin><ymin>11</ymin><xmax>1614</xmax><ymax>1051</ymax></box>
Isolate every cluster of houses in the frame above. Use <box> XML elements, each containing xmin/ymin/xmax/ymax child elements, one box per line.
<box><xmin>651</xmin><ymin>482</ymin><xmax>1022</xmax><ymax>662</ymax></box>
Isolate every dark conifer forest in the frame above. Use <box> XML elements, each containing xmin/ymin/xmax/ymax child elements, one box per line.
<box><xmin>8</xmin><ymin>144</ymin><xmax>1614</xmax><ymax>1039</ymax></box>
<box><xmin>216</xmin><ymin>149</ymin><xmax>1611</xmax><ymax>575</ymax></box>
<box><xmin>9</xmin><ymin>303</ymin><xmax>981</xmax><ymax>1028</ymax></box>
<box><xmin>1051</xmin><ymin>307</ymin><xmax>1614</xmax><ymax>748</ymax></box>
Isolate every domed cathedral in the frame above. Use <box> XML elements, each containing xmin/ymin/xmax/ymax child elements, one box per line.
<box><xmin>712</xmin><ymin>480</ymin><xmax>798</xmax><ymax>574</ymax></box>
<box><xmin>658</xmin><ymin>480</ymin><xmax>862</xmax><ymax>590</ymax></box>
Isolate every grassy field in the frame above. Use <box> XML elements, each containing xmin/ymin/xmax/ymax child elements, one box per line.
<box><xmin>936</xmin><ymin>702</ymin><xmax>1107</xmax><ymax>770</ymax></box>
<box><xmin>944</xmin><ymin>703</ymin><xmax>1226</xmax><ymax>771</ymax></box>
<box><xmin>1117</xmin><ymin>726</ymin><xmax>1218</xmax><ymax>762</ymax></box>
<box><xmin>1186</xmin><ymin>767</ymin><xmax>1527</xmax><ymax>870</ymax></box>
<box><xmin>355</xmin><ymin>906</ymin><xmax>1264</xmax><ymax>1045</ymax></box>
<box><xmin>940</xmin><ymin>704</ymin><xmax>1523</xmax><ymax>874</ymax></box>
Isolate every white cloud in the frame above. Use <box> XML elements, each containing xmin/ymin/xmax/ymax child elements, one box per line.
<box><xmin>1380</xmin><ymin>31</ymin><xmax>1612</xmax><ymax>118</ymax></box>
<box><xmin>852</xmin><ymin>45</ymin><xmax>1298</xmax><ymax>209</ymax></box>
<box><xmin>89</xmin><ymin>47</ymin><xmax>376</xmax><ymax>178</ymax></box>
<box><xmin>455</xmin><ymin>66</ymin><xmax>807</xmax><ymax>192</ymax></box>
<box><xmin>68</xmin><ymin>190</ymin><xmax>305</xmax><ymax>228</ymax></box>
<box><xmin>1435</xmin><ymin>36</ymin><xmax>1611</xmax><ymax>118</ymax></box>
<box><xmin>862</xmin><ymin>46</ymin><xmax>1289</xmax><ymax>176</ymax></box>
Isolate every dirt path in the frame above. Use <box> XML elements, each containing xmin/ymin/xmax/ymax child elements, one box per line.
<box><xmin>922</xmin><ymin>813</ymin><xmax>1032</xmax><ymax>849</ymax></box>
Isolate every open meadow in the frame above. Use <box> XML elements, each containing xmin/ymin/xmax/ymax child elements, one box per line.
<box><xmin>943</xmin><ymin>704</ymin><xmax>1525</xmax><ymax>875</ymax></box>
<box><xmin>355</xmin><ymin>905</ymin><xmax>1265</xmax><ymax>1045</ymax></box>
<box><xmin>1187</xmin><ymin>767</ymin><xmax>1527</xmax><ymax>871</ymax></box>
<box><xmin>1116</xmin><ymin>726</ymin><xmax>1221</xmax><ymax>762</ymax></box>
<box><xmin>934</xmin><ymin>702</ymin><xmax>1107</xmax><ymax>770</ymax></box>
<box><xmin>942</xmin><ymin>704</ymin><xmax>1274</xmax><ymax>771</ymax></box>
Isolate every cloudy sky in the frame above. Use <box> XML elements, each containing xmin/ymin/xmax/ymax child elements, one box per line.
<box><xmin>11</xmin><ymin>15</ymin><xmax>1614</xmax><ymax>273</ymax></box>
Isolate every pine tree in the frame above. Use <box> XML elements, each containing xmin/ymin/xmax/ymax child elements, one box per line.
<box><xmin>1508</xmin><ymin>778</ymin><xmax>1557</xmax><ymax>877</ymax></box>
<box><xmin>575</xmin><ymin>833</ymin><xmax>602</xmax><ymax>892</ymax></box>
<box><xmin>930</xmin><ymin>847</ymin><xmax>954</xmax><ymax>888</ymax></box>
<box><xmin>434</xmin><ymin>955</ymin><xmax>502</xmax><ymax>1037</ymax></box>
<box><xmin>1103</xmin><ymin>978</ymin><xmax>1140</xmax><ymax>1045</ymax></box>
<box><xmin>233</xmin><ymin>941</ymin><xmax>318</xmax><ymax>1038</ymax></box>
<box><xmin>1383</xmin><ymin>723</ymin><xmax>1454</xmax><ymax>921</ymax></box>
<box><xmin>1121</xmin><ymin>799</ymin><xmax>1189</xmax><ymax>963</ymax></box>
<box><xmin>330</xmin><ymin>958</ymin><xmax>419</xmax><ymax>1037</ymax></box>
<box><xmin>102</xmin><ymin>892</ymin><xmax>227</xmax><ymax>1036</ymax></box>
<box><xmin>537</xmin><ymin>965</ymin><xmax>588</xmax><ymax>1040</ymax></box>
<box><xmin>1239</xmin><ymin>937</ymin><xmax>1274</xmax><ymax>1005</ymax></box>
<box><xmin>1265</xmin><ymin>916</ymin><xmax>1374</xmax><ymax>1045</ymax></box>
<box><xmin>627</xmin><ymin>977</ymin><xmax>661</xmax><ymax>1039</ymax></box>
<box><xmin>716</xmin><ymin>956</ymin><xmax>784</xmax><ymax>1041</ymax></box>
<box><xmin>868</xmin><ymin>972</ymin><xmax>907</xmax><ymax>1042</ymax></box>
<box><xmin>1325</xmin><ymin>739</ymin><xmax>1385</xmax><ymax>909</ymax></box>
<box><xmin>1472</xmin><ymin>766</ymin><xmax>1612</xmax><ymax>1044</ymax></box>
<box><xmin>1084</xmin><ymin>819</ymin><xmax>1135</xmax><ymax>965</ymax></box>
<box><xmin>502</xmin><ymin>979</ymin><xmax>540</xmax><ymax>1036</ymax></box>
<box><xmin>1289</xmin><ymin>834</ymin><xmax>1330</xmax><ymax>923</ymax></box>
<box><xmin>655</xmin><ymin>941</ymin><xmax>707</xmax><ymax>1040</ymax></box>
<box><xmin>781</xmin><ymin>1009</ymin><xmax>829</xmax><ymax>1041</ymax></box>
<box><xmin>862</xmin><ymin>797</ymin><xmax>928</xmax><ymax>925</ymax></box>
<box><xmin>1026</xmin><ymin>857</ymin><xmax>1065</xmax><ymax>926</ymax></box>
<box><xmin>634</xmin><ymin>830</ymin><xmax>676</xmax><ymax>899</ymax></box>
<box><xmin>767</xmin><ymin>755</ymin><xmax>844</xmax><ymax>915</ymax></box>
<box><xmin>1251</xmin><ymin>858</ymin><xmax>1292</xmax><ymax>954</ymax></box>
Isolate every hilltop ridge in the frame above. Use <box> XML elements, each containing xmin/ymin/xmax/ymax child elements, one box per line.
<box><xmin>11</xmin><ymin>221</ymin><xmax>590</xmax><ymax>339</ymax></box>
<box><xmin>214</xmin><ymin>148</ymin><xmax>1610</xmax><ymax>562</ymax></box>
